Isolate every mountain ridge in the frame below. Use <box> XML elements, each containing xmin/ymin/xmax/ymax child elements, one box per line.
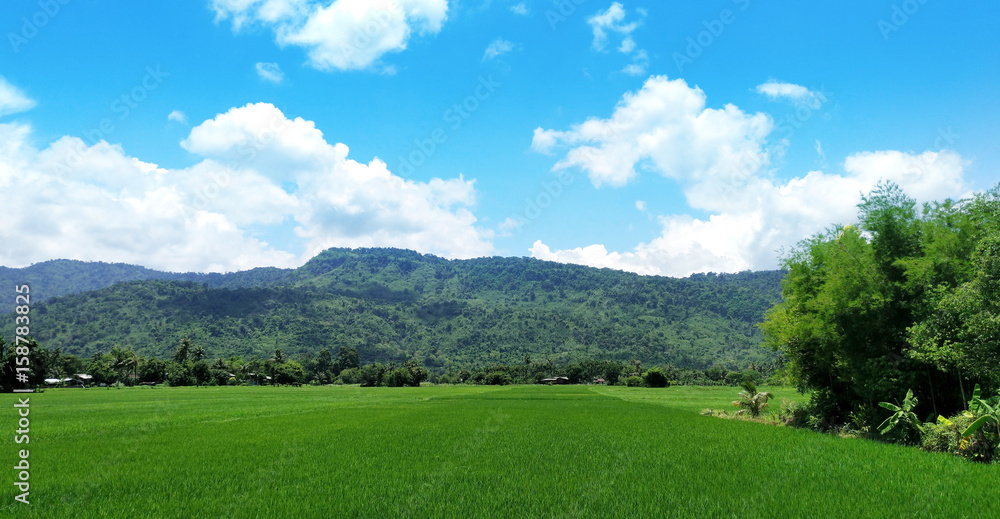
<box><xmin>1</xmin><ymin>248</ymin><xmax>785</xmax><ymax>370</ymax></box>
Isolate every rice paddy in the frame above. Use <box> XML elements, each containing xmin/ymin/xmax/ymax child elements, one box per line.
<box><xmin>1</xmin><ymin>384</ymin><xmax>996</xmax><ymax>518</ymax></box>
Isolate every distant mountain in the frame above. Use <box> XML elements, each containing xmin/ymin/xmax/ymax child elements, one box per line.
<box><xmin>1</xmin><ymin>248</ymin><xmax>785</xmax><ymax>370</ymax></box>
<box><xmin>0</xmin><ymin>259</ymin><xmax>293</xmax><ymax>314</ymax></box>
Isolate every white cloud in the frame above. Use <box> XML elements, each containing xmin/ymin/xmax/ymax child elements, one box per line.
<box><xmin>756</xmin><ymin>81</ymin><xmax>825</xmax><ymax>109</ymax></box>
<box><xmin>622</xmin><ymin>49</ymin><xmax>648</xmax><ymax>76</ymax></box>
<box><xmin>530</xmin><ymin>78</ymin><xmax>969</xmax><ymax>277</ymax></box>
<box><xmin>167</xmin><ymin>110</ymin><xmax>188</xmax><ymax>124</ymax></box>
<box><xmin>213</xmin><ymin>0</ymin><xmax>449</xmax><ymax>71</ymax></box>
<box><xmin>0</xmin><ymin>77</ymin><xmax>36</xmax><ymax>118</ymax></box>
<box><xmin>482</xmin><ymin>38</ymin><xmax>514</xmax><ymax>61</ymax></box>
<box><xmin>531</xmin><ymin>151</ymin><xmax>969</xmax><ymax>277</ymax></box>
<box><xmin>530</xmin><ymin>151</ymin><xmax>968</xmax><ymax>276</ymax></box>
<box><xmin>532</xmin><ymin>75</ymin><xmax>774</xmax><ymax>188</ymax></box>
<box><xmin>635</xmin><ymin>200</ymin><xmax>646</xmax><ymax>211</ymax></box>
<box><xmin>588</xmin><ymin>3</ymin><xmax>639</xmax><ymax>52</ymax></box>
<box><xmin>255</xmin><ymin>62</ymin><xmax>285</xmax><ymax>83</ymax></box>
<box><xmin>509</xmin><ymin>3</ymin><xmax>528</xmax><ymax>15</ymax></box>
<box><xmin>0</xmin><ymin>103</ymin><xmax>492</xmax><ymax>272</ymax></box>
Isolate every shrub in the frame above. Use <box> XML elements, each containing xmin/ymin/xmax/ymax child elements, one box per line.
<box><xmin>339</xmin><ymin>367</ymin><xmax>361</xmax><ymax>385</ymax></box>
<box><xmin>643</xmin><ymin>368</ymin><xmax>670</xmax><ymax>388</ymax></box>
<box><xmin>732</xmin><ymin>381</ymin><xmax>773</xmax><ymax>417</ymax></box>
<box><xmin>777</xmin><ymin>398</ymin><xmax>809</xmax><ymax>427</ymax></box>
<box><xmin>624</xmin><ymin>376</ymin><xmax>643</xmax><ymax>387</ymax></box>
<box><xmin>483</xmin><ymin>371</ymin><xmax>512</xmax><ymax>386</ymax></box>
<box><xmin>921</xmin><ymin>415</ymin><xmax>968</xmax><ymax>455</ymax></box>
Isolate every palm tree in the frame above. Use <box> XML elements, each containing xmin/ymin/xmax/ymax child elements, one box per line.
<box><xmin>270</xmin><ymin>349</ymin><xmax>286</xmax><ymax>364</ymax></box>
<box><xmin>191</xmin><ymin>345</ymin><xmax>207</xmax><ymax>361</ymax></box>
<box><xmin>110</xmin><ymin>346</ymin><xmax>138</xmax><ymax>386</ymax></box>
<box><xmin>173</xmin><ymin>338</ymin><xmax>192</xmax><ymax>364</ymax></box>
<box><xmin>732</xmin><ymin>381</ymin><xmax>773</xmax><ymax>417</ymax></box>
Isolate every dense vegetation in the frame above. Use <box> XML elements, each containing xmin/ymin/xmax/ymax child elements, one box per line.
<box><xmin>762</xmin><ymin>182</ymin><xmax>1000</xmax><ymax>459</ymax></box>
<box><xmin>0</xmin><ymin>259</ymin><xmax>292</xmax><ymax>314</ymax></box>
<box><xmin>1</xmin><ymin>249</ymin><xmax>784</xmax><ymax>370</ymax></box>
<box><xmin>5</xmin><ymin>385</ymin><xmax>996</xmax><ymax>517</ymax></box>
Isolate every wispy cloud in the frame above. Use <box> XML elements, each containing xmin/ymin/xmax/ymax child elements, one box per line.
<box><xmin>756</xmin><ymin>81</ymin><xmax>825</xmax><ymax>109</ymax></box>
<box><xmin>255</xmin><ymin>62</ymin><xmax>285</xmax><ymax>83</ymax></box>
<box><xmin>168</xmin><ymin>110</ymin><xmax>188</xmax><ymax>124</ymax></box>
<box><xmin>483</xmin><ymin>38</ymin><xmax>514</xmax><ymax>61</ymax></box>
<box><xmin>0</xmin><ymin>77</ymin><xmax>36</xmax><ymax>117</ymax></box>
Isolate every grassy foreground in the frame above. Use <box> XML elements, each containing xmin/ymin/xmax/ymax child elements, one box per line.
<box><xmin>1</xmin><ymin>385</ymin><xmax>996</xmax><ymax>518</ymax></box>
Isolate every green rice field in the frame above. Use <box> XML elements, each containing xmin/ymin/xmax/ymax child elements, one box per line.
<box><xmin>1</xmin><ymin>384</ymin><xmax>997</xmax><ymax>518</ymax></box>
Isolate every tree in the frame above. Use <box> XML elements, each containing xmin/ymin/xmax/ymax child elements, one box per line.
<box><xmin>908</xmin><ymin>234</ymin><xmax>1000</xmax><ymax>390</ymax></box>
<box><xmin>335</xmin><ymin>346</ymin><xmax>360</xmax><ymax>374</ymax></box>
<box><xmin>110</xmin><ymin>346</ymin><xmax>138</xmax><ymax>385</ymax></box>
<box><xmin>173</xmin><ymin>337</ymin><xmax>192</xmax><ymax>364</ymax></box>
<box><xmin>643</xmin><ymin>367</ymin><xmax>670</xmax><ymax>388</ymax></box>
<box><xmin>192</xmin><ymin>360</ymin><xmax>212</xmax><ymax>386</ymax></box>
<box><xmin>138</xmin><ymin>358</ymin><xmax>169</xmax><ymax>383</ymax></box>
<box><xmin>191</xmin><ymin>345</ymin><xmax>207</xmax><ymax>361</ymax></box>
<box><xmin>761</xmin><ymin>182</ymin><xmax>979</xmax><ymax>427</ymax></box>
<box><xmin>732</xmin><ymin>381</ymin><xmax>773</xmax><ymax>418</ymax></box>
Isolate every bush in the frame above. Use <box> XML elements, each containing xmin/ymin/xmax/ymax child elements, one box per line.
<box><xmin>483</xmin><ymin>371</ymin><xmax>512</xmax><ymax>386</ymax></box>
<box><xmin>777</xmin><ymin>398</ymin><xmax>809</xmax><ymax>427</ymax></box>
<box><xmin>643</xmin><ymin>368</ymin><xmax>670</xmax><ymax>388</ymax></box>
<box><xmin>339</xmin><ymin>367</ymin><xmax>361</xmax><ymax>385</ymax></box>
<box><xmin>921</xmin><ymin>413</ymin><xmax>999</xmax><ymax>462</ymax></box>
<box><xmin>624</xmin><ymin>376</ymin><xmax>643</xmax><ymax>387</ymax></box>
<box><xmin>386</xmin><ymin>368</ymin><xmax>412</xmax><ymax>387</ymax></box>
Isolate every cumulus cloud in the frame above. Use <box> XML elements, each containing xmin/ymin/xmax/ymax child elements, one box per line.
<box><xmin>167</xmin><ymin>110</ymin><xmax>188</xmax><ymax>124</ymax></box>
<box><xmin>482</xmin><ymin>38</ymin><xmax>514</xmax><ymax>61</ymax></box>
<box><xmin>532</xmin><ymin>75</ymin><xmax>774</xmax><ymax>188</ymax></box>
<box><xmin>509</xmin><ymin>3</ymin><xmax>528</xmax><ymax>15</ymax></box>
<box><xmin>0</xmin><ymin>77</ymin><xmax>36</xmax><ymax>118</ymax></box>
<box><xmin>255</xmin><ymin>62</ymin><xmax>285</xmax><ymax>83</ymax></box>
<box><xmin>0</xmin><ymin>103</ymin><xmax>492</xmax><ymax>272</ymax></box>
<box><xmin>212</xmin><ymin>0</ymin><xmax>449</xmax><ymax>71</ymax></box>
<box><xmin>756</xmin><ymin>81</ymin><xmax>825</xmax><ymax>109</ymax></box>
<box><xmin>531</xmin><ymin>78</ymin><xmax>969</xmax><ymax>277</ymax></box>
<box><xmin>531</xmin><ymin>150</ymin><xmax>968</xmax><ymax>277</ymax></box>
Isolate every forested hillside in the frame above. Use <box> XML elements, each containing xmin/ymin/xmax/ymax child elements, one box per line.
<box><xmin>0</xmin><ymin>259</ymin><xmax>292</xmax><ymax>314</ymax></box>
<box><xmin>2</xmin><ymin>249</ymin><xmax>784</xmax><ymax>370</ymax></box>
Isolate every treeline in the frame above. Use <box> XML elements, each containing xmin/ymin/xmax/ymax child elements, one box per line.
<box><xmin>762</xmin><ymin>181</ymin><xmax>1000</xmax><ymax>461</ymax></box>
<box><xmin>1</xmin><ymin>336</ymin><xmax>784</xmax><ymax>391</ymax></box>
<box><xmin>1</xmin><ymin>250</ymin><xmax>785</xmax><ymax>369</ymax></box>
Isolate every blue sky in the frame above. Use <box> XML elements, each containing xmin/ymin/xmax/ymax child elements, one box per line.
<box><xmin>1</xmin><ymin>0</ymin><xmax>997</xmax><ymax>275</ymax></box>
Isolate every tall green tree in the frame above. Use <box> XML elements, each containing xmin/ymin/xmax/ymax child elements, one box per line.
<box><xmin>762</xmin><ymin>182</ymin><xmax>999</xmax><ymax>428</ymax></box>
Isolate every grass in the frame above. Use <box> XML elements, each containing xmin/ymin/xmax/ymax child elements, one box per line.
<box><xmin>1</xmin><ymin>384</ymin><xmax>996</xmax><ymax>518</ymax></box>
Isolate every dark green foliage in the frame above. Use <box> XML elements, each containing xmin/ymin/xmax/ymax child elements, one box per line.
<box><xmin>138</xmin><ymin>358</ymin><xmax>168</xmax><ymax>383</ymax></box>
<box><xmin>482</xmin><ymin>371</ymin><xmax>512</xmax><ymax>386</ymax></box>
<box><xmin>643</xmin><ymin>367</ymin><xmax>670</xmax><ymax>388</ymax></box>
<box><xmin>0</xmin><ymin>259</ymin><xmax>292</xmax><ymax>314</ymax></box>
<box><xmin>3</xmin><ymin>248</ymin><xmax>785</xmax><ymax>370</ymax></box>
<box><xmin>763</xmin><ymin>182</ymin><xmax>1000</xmax><ymax>430</ymax></box>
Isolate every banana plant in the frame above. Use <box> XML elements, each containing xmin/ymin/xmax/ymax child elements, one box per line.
<box><xmin>962</xmin><ymin>384</ymin><xmax>1000</xmax><ymax>439</ymax></box>
<box><xmin>878</xmin><ymin>389</ymin><xmax>924</xmax><ymax>435</ymax></box>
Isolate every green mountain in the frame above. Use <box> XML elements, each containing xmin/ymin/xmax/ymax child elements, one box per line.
<box><xmin>0</xmin><ymin>259</ymin><xmax>292</xmax><ymax>314</ymax></box>
<box><xmin>2</xmin><ymin>248</ymin><xmax>784</xmax><ymax>370</ymax></box>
